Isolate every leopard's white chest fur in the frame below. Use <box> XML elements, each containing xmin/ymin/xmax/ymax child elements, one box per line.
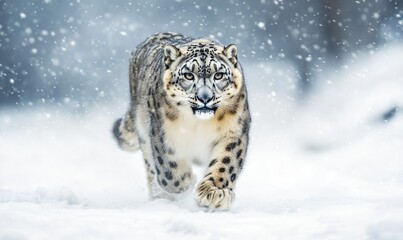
<box><xmin>164</xmin><ymin>109</ymin><xmax>219</xmax><ymax>165</ymax></box>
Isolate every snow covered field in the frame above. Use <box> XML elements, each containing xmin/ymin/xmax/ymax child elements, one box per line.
<box><xmin>1</xmin><ymin>46</ymin><xmax>403</xmax><ymax>239</ymax></box>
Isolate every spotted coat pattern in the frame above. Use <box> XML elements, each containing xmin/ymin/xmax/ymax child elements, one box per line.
<box><xmin>113</xmin><ymin>32</ymin><xmax>251</xmax><ymax>210</ymax></box>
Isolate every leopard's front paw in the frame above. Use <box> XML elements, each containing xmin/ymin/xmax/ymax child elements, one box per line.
<box><xmin>195</xmin><ymin>180</ymin><xmax>235</xmax><ymax>210</ymax></box>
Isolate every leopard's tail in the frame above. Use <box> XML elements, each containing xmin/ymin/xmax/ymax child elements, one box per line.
<box><xmin>113</xmin><ymin>54</ymin><xmax>141</xmax><ymax>152</ymax></box>
<box><xmin>112</xmin><ymin>112</ymin><xmax>140</xmax><ymax>152</ymax></box>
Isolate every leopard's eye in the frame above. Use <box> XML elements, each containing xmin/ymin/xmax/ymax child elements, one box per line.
<box><xmin>184</xmin><ymin>73</ymin><xmax>194</xmax><ymax>80</ymax></box>
<box><xmin>214</xmin><ymin>72</ymin><xmax>224</xmax><ymax>80</ymax></box>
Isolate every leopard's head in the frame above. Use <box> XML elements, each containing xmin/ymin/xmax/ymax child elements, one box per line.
<box><xmin>163</xmin><ymin>39</ymin><xmax>243</xmax><ymax>120</ymax></box>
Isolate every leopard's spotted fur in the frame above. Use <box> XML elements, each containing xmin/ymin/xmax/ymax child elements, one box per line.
<box><xmin>113</xmin><ymin>32</ymin><xmax>251</xmax><ymax>210</ymax></box>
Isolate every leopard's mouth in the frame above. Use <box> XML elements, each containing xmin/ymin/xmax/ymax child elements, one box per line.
<box><xmin>191</xmin><ymin>106</ymin><xmax>217</xmax><ymax>120</ymax></box>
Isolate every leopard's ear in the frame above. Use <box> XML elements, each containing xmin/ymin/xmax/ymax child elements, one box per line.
<box><xmin>223</xmin><ymin>44</ymin><xmax>238</xmax><ymax>67</ymax></box>
<box><xmin>164</xmin><ymin>44</ymin><xmax>181</xmax><ymax>69</ymax></box>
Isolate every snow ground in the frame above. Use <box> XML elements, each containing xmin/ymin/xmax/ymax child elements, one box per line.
<box><xmin>1</xmin><ymin>45</ymin><xmax>403</xmax><ymax>240</ymax></box>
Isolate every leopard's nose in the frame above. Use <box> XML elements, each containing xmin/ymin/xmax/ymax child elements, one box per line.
<box><xmin>196</xmin><ymin>88</ymin><xmax>214</xmax><ymax>104</ymax></box>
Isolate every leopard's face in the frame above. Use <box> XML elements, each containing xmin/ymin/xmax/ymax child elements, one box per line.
<box><xmin>163</xmin><ymin>40</ymin><xmax>243</xmax><ymax>120</ymax></box>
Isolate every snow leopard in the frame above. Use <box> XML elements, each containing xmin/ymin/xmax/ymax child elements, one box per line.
<box><xmin>113</xmin><ymin>32</ymin><xmax>251</xmax><ymax>210</ymax></box>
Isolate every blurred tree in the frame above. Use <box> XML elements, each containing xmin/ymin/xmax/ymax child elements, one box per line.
<box><xmin>320</xmin><ymin>0</ymin><xmax>343</xmax><ymax>57</ymax></box>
